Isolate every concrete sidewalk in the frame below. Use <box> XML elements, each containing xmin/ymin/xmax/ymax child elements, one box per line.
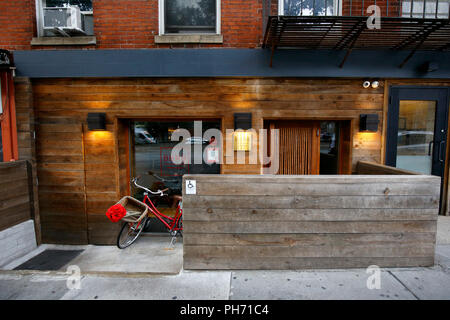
<box><xmin>0</xmin><ymin>250</ymin><xmax>449</xmax><ymax>300</ymax></box>
<box><xmin>0</xmin><ymin>218</ymin><xmax>449</xmax><ymax>300</ymax></box>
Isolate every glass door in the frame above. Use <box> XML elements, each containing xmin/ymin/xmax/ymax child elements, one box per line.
<box><xmin>386</xmin><ymin>87</ymin><xmax>449</xmax><ymax>177</ymax></box>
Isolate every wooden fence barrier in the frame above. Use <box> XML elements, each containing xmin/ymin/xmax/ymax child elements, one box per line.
<box><xmin>356</xmin><ymin>161</ymin><xmax>419</xmax><ymax>175</ymax></box>
<box><xmin>182</xmin><ymin>173</ymin><xmax>440</xmax><ymax>270</ymax></box>
<box><xmin>0</xmin><ymin>160</ymin><xmax>34</xmax><ymax>232</ymax></box>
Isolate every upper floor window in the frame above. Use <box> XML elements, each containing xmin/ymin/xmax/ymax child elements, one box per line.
<box><xmin>279</xmin><ymin>0</ymin><xmax>342</xmax><ymax>16</ymax></box>
<box><xmin>159</xmin><ymin>0</ymin><xmax>221</xmax><ymax>34</ymax></box>
<box><xmin>36</xmin><ymin>0</ymin><xmax>94</xmax><ymax>37</ymax></box>
<box><xmin>401</xmin><ymin>0</ymin><xmax>449</xmax><ymax>19</ymax></box>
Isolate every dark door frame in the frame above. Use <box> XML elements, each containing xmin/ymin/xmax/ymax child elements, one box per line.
<box><xmin>386</xmin><ymin>86</ymin><xmax>450</xmax><ymax>174</ymax></box>
<box><xmin>386</xmin><ymin>86</ymin><xmax>450</xmax><ymax>213</ymax></box>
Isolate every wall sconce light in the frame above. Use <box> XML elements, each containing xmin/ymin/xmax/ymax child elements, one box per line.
<box><xmin>234</xmin><ymin>131</ymin><xmax>252</xmax><ymax>151</ymax></box>
<box><xmin>234</xmin><ymin>113</ymin><xmax>252</xmax><ymax>151</ymax></box>
<box><xmin>87</xmin><ymin>113</ymin><xmax>106</xmax><ymax>131</ymax></box>
<box><xmin>359</xmin><ymin>114</ymin><xmax>379</xmax><ymax>132</ymax></box>
<box><xmin>362</xmin><ymin>81</ymin><xmax>371</xmax><ymax>89</ymax></box>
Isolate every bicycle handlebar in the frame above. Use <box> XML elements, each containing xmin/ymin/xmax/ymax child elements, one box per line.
<box><xmin>132</xmin><ymin>176</ymin><xmax>168</xmax><ymax>196</ymax></box>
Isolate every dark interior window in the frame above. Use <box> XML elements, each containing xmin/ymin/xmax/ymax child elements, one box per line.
<box><xmin>132</xmin><ymin>120</ymin><xmax>221</xmax><ymax>199</ymax></box>
<box><xmin>45</xmin><ymin>0</ymin><xmax>92</xmax><ymax>11</ymax></box>
<box><xmin>320</xmin><ymin>121</ymin><xmax>340</xmax><ymax>174</ymax></box>
<box><xmin>165</xmin><ymin>0</ymin><xmax>216</xmax><ymax>34</ymax></box>
<box><xmin>284</xmin><ymin>0</ymin><xmax>336</xmax><ymax>16</ymax></box>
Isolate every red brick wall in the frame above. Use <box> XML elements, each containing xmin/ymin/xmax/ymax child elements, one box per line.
<box><xmin>0</xmin><ymin>0</ymin><xmax>35</xmax><ymax>50</ymax></box>
<box><xmin>0</xmin><ymin>1</ymin><xmax>411</xmax><ymax>52</ymax></box>
<box><xmin>0</xmin><ymin>0</ymin><xmax>265</xmax><ymax>51</ymax></box>
<box><xmin>94</xmin><ymin>0</ymin><xmax>157</xmax><ymax>49</ymax></box>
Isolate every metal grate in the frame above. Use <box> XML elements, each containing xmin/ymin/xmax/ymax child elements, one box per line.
<box><xmin>263</xmin><ymin>15</ymin><xmax>450</xmax><ymax>67</ymax></box>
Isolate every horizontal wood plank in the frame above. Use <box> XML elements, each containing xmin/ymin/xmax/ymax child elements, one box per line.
<box><xmin>184</xmin><ymin>256</ymin><xmax>435</xmax><ymax>270</ymax></box>
<box><xmin>184</xmin><ymin>220</ymin><xmax>436</xmax><ymax>234</ymax></box>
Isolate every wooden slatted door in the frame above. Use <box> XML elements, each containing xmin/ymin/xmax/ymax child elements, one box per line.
<box><xmin>274</xmin><ymin>121</ymin><xmax>320</xmax><ymax>175</ymax></box>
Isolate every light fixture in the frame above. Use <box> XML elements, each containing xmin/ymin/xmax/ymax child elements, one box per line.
<box><xmin>87</xmin><ymin>113</ymin><xmax>106</xmax><ymax>131</ymax></box>
<box><xmin>371</xmin><ymin>81</ymin><xmax>379</xmax><ymax>89</ymax></box>
<box><xmin>234</xmin><ymin>113</ymin><xmax>252</xmax><ymax>130</ymax></box>
<box><xmin>362</xmin><ymin>80</ymin><xmax>380</xmax><ymax>89</ymax></box>
<box><xmin>234</xmin><ymin>131</ymin><xmax>252</xmax><ymax>151</ymax></box>
<box><xmin>234</xmin><ymin>113</ymin><xmax>252</xmax><ymax>151</ymax></box>
<box><xmin>359</xmin><ymin>114</ymin><xmax>379</xmax><ymax>132</ymax></box>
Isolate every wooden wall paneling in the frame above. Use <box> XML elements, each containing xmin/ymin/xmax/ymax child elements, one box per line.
<box><xmin>35</xmin><ymin>110</ymin><xmax>88</xmax><ymax>244</ymax></box>
<box><xmin>15</xmin><ymin>78</ymin><xmax>41</xmax><ymax>244</ymax></box>
<box><xmin>31</xmin><ymin>78</ymin><xmax>389</xmax><ymax>243</ymax></box>
<box><xmin>0</xmin><ymin>161</ymin><xmax>32</xmax><ymax>232</ymax></box>
<box><xmin>83</xmin><ymin>120</ymin><xmax>120</xmax><ymax>245</ymax></box>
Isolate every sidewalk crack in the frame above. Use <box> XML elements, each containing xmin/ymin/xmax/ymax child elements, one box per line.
<box><xmin>388</xmin><ymin>271</ymin><xmax>420</xmax><ymax>300</ymax></box>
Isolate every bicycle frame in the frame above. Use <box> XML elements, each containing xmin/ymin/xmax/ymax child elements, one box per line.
<box><xmin>142</xmin><ymin>193</ymin><xmax>182</xmax><ymax>232</ymax></box>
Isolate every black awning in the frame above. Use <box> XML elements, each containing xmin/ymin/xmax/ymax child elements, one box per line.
<box><xmin>263</xmin><ymin>16</ymin><xmax>450</xmax><ymax>67</ymax></box>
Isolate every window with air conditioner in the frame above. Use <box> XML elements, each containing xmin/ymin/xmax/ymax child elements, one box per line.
<box><xmin>279</xmin><ymin>0</ymin><xmax>342</xmax><ymax>16</ymax></box>
<box><xmin>36</xmin><ymin>0</ymin><xmax>94</xmax><ymax>37</ymax></box>
<box><xmin>159</xmin><ymin>0</ymin><xmax>221</xmax><ymax>34</ymax></box>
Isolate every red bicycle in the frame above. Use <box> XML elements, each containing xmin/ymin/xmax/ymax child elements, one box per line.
<box><xmin>116</xmin><ymin>173</ymin><xmax>183</xmax><ymax>249</ymax></box>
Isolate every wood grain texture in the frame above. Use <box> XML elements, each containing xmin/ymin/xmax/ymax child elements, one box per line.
<box><xmin>0</xmin><ymin>161</ymin><xmax>33</xmax><ymax>232</ymax></box>
<box><xmin>182</xmin><ymin>173</ymin><xmax>440</xmax><ymax>270</ymax></box>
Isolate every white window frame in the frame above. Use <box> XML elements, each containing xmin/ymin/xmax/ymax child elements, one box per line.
<box><xmin>158</xmin><ymin>0</ymin><xmax>221</xmax><ymax>35</ymax></box>
<box><xmin>401</xmin><ymin>0</ymin><xmax>450</xmax><ymax>19</ymax></box>
<box><xmin>278</xmin><ymin>0</ymin><xmax>343</xmax><ymax>16</ymax></box>
<box><xmin>35</xmin><ymin>0</ymin><xmax>94</xmax><ymax>37</ymax></box>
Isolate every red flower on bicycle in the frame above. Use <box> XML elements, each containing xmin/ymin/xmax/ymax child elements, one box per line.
<box><xmin>106</xmin><ymin>204</ymin><xmax>127</xmax><ymax>222</ymax></box>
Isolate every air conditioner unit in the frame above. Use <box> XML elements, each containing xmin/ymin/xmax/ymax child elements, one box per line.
<box><xmin>43</xmin><ymin>5</ymin><xmax>86</xmax><ymax>36</ymax></box>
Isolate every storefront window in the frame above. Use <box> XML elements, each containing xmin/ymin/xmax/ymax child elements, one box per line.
<box><xmin>131</xmin><ymin>120</ymin><xmax>221</xmax><ymax>199</ymax></box>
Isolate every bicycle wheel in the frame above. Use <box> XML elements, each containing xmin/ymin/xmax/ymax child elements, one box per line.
<box><xmin>117</xmin><ymin>217</ymin><xmax>147</xmax><ymax>249</ymax></box>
